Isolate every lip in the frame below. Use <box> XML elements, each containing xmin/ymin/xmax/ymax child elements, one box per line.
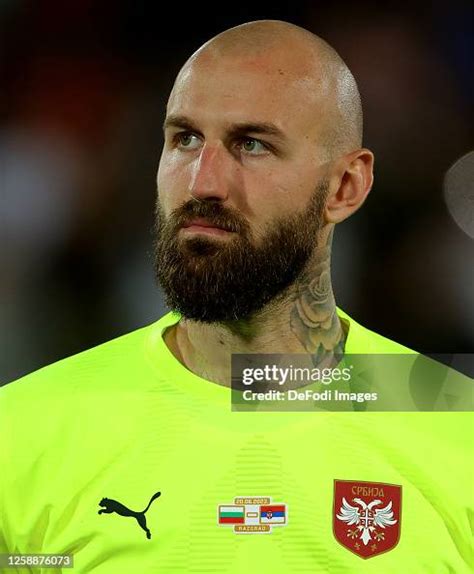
<box><xmin>181</xmin><ymin>218</ymin><xmax>233</xmax><ymax>235</ymax></box>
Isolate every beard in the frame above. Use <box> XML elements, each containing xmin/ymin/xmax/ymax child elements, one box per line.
<box><xmin>153</xmin><ymin>180</ymin><xmax>329</xmax><ymax>323</ymax></box>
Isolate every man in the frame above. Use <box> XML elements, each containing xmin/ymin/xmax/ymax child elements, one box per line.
<box><xmin>0</xmin><ymin>20</ymin><xmax>472</xmax><ymax>573</ymax></box>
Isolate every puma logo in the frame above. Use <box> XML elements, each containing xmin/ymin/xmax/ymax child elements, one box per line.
<box><xmin>98</xmin><ymin>491</ymin><xmax>161</xmax><ymax>539</ymax></box>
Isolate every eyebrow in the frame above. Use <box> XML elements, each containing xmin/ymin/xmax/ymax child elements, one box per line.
<box><xmin>163</xmin><ymin>114</ymin><xmax>287</xmax><ymax>143</ymax></box>
<box><xmin>163</xmin><ymin>115</ymin><xmax>196</xmax><ymax>133</ymax></box>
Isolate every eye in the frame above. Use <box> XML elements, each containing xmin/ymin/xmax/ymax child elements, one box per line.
<box><xmin>175</xmin><ymin>132</ymin><xmax>201</xmax><ymax>150</ymax></box>
<box><xmin>240</xmin><ymin>138</ymin><xmax>268</xmax><ymax>155</ymax></box>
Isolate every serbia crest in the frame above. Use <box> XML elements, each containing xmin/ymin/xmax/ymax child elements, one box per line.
<box><xmin>333</xmin><ymin>480</ymin><xmax>402</xmax><ymax>559</ymax></box>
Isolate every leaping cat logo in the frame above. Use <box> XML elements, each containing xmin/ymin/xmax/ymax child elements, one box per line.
<box><xmin>98</xmin><ymin>491</ymin><xmax>161</xmax><ymax>539</ymax></box>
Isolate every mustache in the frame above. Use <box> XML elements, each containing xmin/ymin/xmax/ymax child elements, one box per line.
<box><xmin>161</xmin><ymin>200</ymin><xmax>250</xmax><ymax>235</ymax></box>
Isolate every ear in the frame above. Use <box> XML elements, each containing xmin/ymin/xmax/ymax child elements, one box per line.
<box><xmin>324</xmin><ymin>148</ymin><xmax>374</xmax><ymax>224</ymax></box>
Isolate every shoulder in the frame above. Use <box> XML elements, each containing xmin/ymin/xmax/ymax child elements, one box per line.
<box><xmin>0</xmin><ymin>313</ymin><xmax>177</xmax><ymax>407</ymax></box>
<box><xmin>337</xmin><ymin>307</ymin><xmax>417</xmax><ymax>355</ymax></box>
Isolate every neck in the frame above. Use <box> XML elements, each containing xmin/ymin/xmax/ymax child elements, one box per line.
<box><xmin>164</xmin><ymin>227</ymin><xmax>346</xmax><ymax>386</ymax></box>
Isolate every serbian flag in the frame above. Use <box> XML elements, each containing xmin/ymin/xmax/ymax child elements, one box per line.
<box><xmin>218</xmin><ymin>505</ymin><xmax>245</xmax><ymax>524</ymax></box>
<box><xmin>260</xmin><ymin>504</ymin><xmax>286</xmax><ymax>524</ymax></box>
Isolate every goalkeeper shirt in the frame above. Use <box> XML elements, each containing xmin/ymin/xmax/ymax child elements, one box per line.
<box><xmin>0</xmin><ymin>309</ymin><xmax>472</xmax><ymax>573</ymax></box>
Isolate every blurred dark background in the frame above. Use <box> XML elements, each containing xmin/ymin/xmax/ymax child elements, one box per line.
<box><xmin>1</xmin><ymin>1</ymin><xmax>473</xmax><ymax>384</ymax></box>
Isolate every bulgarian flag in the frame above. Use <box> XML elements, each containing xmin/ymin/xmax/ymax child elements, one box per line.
<box><xmin>219</xmin><ymin>505</ymin><xmax>245</xmax><ymax>524</ymax></box>
<box><xmin>260</xmin><ymin>504</ymin><xmax>286</xmax><ymax>524</ymax></box>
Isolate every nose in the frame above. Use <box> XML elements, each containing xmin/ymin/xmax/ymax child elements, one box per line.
<box><xmin>189</xmin><ymin>143</ymin><xmax>230</xmax><ymax>202</ymax></box>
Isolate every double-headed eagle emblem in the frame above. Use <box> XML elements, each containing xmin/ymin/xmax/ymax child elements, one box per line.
<box><xmin>336</xmin><ymin>497</ymin><xmax>397</xmax><ymax>546</ymax></box>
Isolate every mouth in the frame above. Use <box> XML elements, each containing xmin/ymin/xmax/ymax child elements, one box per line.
<box><xmin>181</xmin><ymin>218</ymin><xmax>234</xmax><ymax>236</ymax></box>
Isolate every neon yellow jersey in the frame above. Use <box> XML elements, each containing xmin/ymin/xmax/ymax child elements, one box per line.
<box><xmin>0</xmin><ymin>310</ymin><xmax>472</xmax><ymax>573</ymax></box>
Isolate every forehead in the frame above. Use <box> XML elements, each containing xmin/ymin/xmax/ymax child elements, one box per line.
<box><xmin>167</xmin><ymin>53</ymin><xmax>328</xmax><ymax>136</ymax></box>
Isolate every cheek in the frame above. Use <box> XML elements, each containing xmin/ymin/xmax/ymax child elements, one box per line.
<box><xmin>252</xmin><ymin>171</ymin><xmax>301</xmax><ymax>212</ymax></box>
<box><xmin>239</xmin><ymin>173</ymin><xmax>288</xmax><ymax>233</ymax></box>
<box><xmin>157</xmin><ymin>151</ymin><xmax>190</xmax><ymax>210</ymax></box>
<box><xmin>272</xmin><ymin>167</ymin><xmax>318</xmax><ymax>208</ymax></box>
<box><xmin>249</xmin><ymin>173</ymin><xmax>313</xmax><ymax>233</ymax></box>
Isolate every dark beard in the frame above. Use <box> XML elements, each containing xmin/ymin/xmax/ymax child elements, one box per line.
<box><xmin>153</xmin><ymin>181</ymin><xmax>329</xmax><ymax>323</ymax></box>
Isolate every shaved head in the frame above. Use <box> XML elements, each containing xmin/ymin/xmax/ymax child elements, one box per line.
<box><xmin>174</xmin><ymin>20</ymin><xmax>363</xmax><ymax>159</ymax></box>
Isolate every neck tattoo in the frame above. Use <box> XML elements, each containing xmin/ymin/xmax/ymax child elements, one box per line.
<box><xmin>290</xmin><ymin>230</ymin><xmax>346</xmax><ymax>367</ymax></box>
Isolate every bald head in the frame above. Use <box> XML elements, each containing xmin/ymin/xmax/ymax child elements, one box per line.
<box><xmin>175</xmin><ymin>20</ymin><xmax>363</xmax><ymax>159</ymax></box>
